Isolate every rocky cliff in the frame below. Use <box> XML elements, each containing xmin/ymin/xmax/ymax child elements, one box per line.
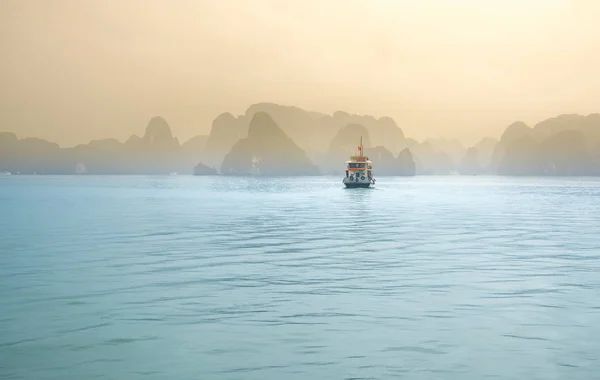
<box><xmin>0</xmin><ymin>117</ymin><xmax>203</xmax><ymax>174</ymax></box>
<box><xmin>202</xmin><ymin>103</ymin><xmax>406</xmax><ymax>162</ymax></box>
<box><xmin>491</xmin><ymin>115</ymin><xmax>600</xmax><ymax>175</ymax></box>
<box><xmin>367</xmin><ymin>146</ymin><xmax>416</xmax><ymax>176</ymax></box>
<box><xmin>220</xmin><ymin>112</ymin><xmax>319</xmax><ymax>176</ymax></box>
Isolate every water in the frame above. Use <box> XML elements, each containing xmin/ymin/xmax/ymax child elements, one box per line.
<box><xmin>1</xmin><ymin>175</ymin><xmax>600</xmax><ymax>379</ymax></box>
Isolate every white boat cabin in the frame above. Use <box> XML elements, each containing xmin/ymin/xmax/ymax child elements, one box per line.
<box><xmin>345</xmin><ymin>155</ymin><xmax>373</xmax><ymax>181</ymax></box>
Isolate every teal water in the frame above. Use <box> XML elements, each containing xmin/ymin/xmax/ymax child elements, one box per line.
<box><xmin>1</xmin><ymin>175</ymin><xmax>600</xmax><ymax>379</ymax></box>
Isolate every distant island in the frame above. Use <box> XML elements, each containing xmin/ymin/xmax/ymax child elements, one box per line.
<box><xmin>1</xmin><ymin>102</ymin><xmax>599</xmax><ymax>176</ymax></box>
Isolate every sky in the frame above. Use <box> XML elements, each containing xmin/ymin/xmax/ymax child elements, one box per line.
<box><xmin>1</xmin><ymin>0</ymin><xmax>599</xmax><ymax>147</ymax></box>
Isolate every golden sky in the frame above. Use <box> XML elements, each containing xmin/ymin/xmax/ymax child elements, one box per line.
<box><xmin>1</xmin><ymin>0</ymin><xmax>599</xmax><ymax>147</ymax></box>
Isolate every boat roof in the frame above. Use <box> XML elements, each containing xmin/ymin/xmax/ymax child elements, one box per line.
<box><xmin>345</xmin><ymin>160</ymin><xmax>372</xmax><ymax>163</ymax></box>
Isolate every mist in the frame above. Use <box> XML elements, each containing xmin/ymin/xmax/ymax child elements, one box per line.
<box><xmin>1</xmin><ymin>0</ymin><xmax>600</xmax><ymax>147</ymax></box>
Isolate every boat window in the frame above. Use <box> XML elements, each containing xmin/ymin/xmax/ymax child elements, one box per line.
<box><xmin>348</xmin><ymin>163</ymin><xmax>366</xmax><ymax>168</ymax></box>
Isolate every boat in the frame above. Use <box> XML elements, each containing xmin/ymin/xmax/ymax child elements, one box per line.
<box><xmin>342</xmin><ymin>137</ymin><xmax>375</xmax><ymax>188</ymax></box>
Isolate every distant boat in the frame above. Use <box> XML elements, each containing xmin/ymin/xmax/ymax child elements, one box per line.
<box><xmin>1</xmin><ymin>171</ymin><xmax>11</xmax><ymax>176</ymax></box>
<box><xmin>169</xmin><ymin>172</ymin><xmax>178</xmax><ymax>176</ymax></box>
<box><xmin>342</xmin><ymin>137</ymin><xmax>375</xmax><ymax>188</ymax></box>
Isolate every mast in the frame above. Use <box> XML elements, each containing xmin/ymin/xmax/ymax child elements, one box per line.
<box><xmin>360</xmin><ymin>136</ymin><xmax>363</xmax><ymax>157</ymax></box>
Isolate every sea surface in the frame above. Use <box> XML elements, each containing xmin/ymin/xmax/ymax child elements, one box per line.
<box><xmin>1</xmin><ymin>175</ymin><xmax>600</xmax><ymax>379</ymax></box>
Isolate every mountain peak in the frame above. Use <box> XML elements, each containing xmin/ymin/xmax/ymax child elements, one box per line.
<box><xmin>144</xmin><ymin>116</ymin><xmax>173</xmax><ymax>143</ymax></box>
<box><xmin>330</xmin><ymin>124</ymin><xmax>372</xmax><ymax>150</ymax></box>
<box><xmin>221</xmin><ymin>112</ymin><xmax>319</xmax><ymax>176</ymax></box>
<box><xmin>500</xmin><ymin>121</ymin><xmax>531</xmax><ymax>144</ymax></box>
<box><xmin>248</xmin><ymin>112</ymin><xmax>285</xmax><ymax>139</ymax></box>
<box><xmin>214</xmin><ymin>112</ymin><xmax>236</xmax><ymax>124</ymax></box>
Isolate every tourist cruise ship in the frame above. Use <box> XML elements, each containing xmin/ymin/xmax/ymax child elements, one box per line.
<box><xmin>342</xmin><ymin>137</ymin><xmax>375</xmax><ymax>188</ymax></box>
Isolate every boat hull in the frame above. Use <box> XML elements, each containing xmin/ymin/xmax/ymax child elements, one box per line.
<box><xmin>342</xmin><ymin>176</ymin><xmax>374</xmax><ymax>188</ymax></box>
<box><xmin>344</xmin><ymin>182</ymin><xmax>372</xmax><ymax>188</ymax></box>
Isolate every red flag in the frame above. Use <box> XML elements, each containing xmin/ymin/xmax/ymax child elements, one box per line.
<box><xmin>358</xmin><ymin>146</ymin><xmax>361</xmax><ymax>150</ymax></box>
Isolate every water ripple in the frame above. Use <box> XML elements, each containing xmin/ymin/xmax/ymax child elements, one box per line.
<box><xmin>2</xmin><ymin>175</ymin><xmax>600</xmax><ymax>380</ymax></box>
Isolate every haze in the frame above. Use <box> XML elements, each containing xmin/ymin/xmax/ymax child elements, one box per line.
<box><xmin>1</xmin><ymin>0</ymin><xmax>599</xmax><ymax>147</ymax></box>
